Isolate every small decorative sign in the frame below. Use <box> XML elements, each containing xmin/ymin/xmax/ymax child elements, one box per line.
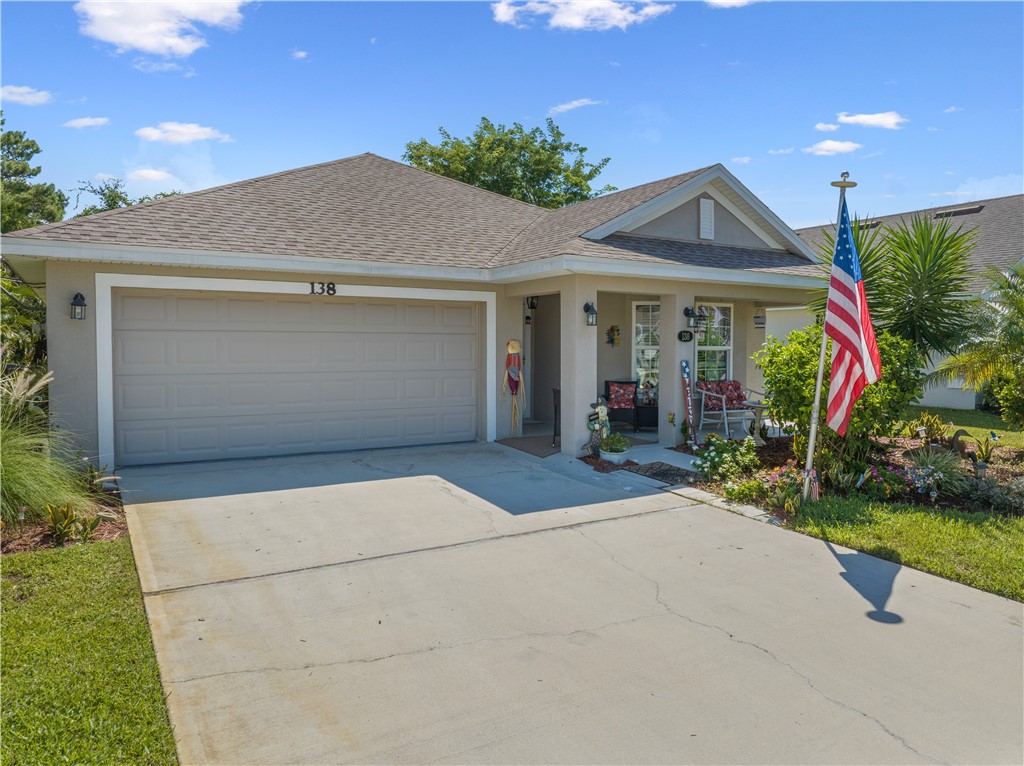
<box><xmin>677</xmin><ymin>330</ymin><xmax>694</xmax><ymax>342</ymax></box>
<box><xmin>606</xmin><ymin>324</ymin><xmax>621</xmax><ymax>347</ymax></box>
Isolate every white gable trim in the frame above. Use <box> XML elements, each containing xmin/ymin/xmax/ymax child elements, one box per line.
<box><xmin>93</xmin><ymin>273</ymin><xmax>497</xmax><ymax>468</ymax></box>
<box><xmin>582</xmin><ymin>165</ymin><xmax>818</xmax><ymax>262</ymax></box>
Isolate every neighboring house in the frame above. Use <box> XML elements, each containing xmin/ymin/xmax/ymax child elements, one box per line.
<box><xmin>1</xmin><ymin>154</ymin><xmax>821</xmax><ymax>468</ymax></box>
<box><xmin>787</xmin><ymin>194</ymin><xmax>1024</xmax><ymax>410</ymax></box>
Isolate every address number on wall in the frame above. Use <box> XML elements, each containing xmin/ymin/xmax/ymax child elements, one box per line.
<box><xmin>309</xmin><ymin>282</ymin><xmax>336</xmax><ymax>295</ymax></box>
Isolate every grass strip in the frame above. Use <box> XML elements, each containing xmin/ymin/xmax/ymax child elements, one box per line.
<box><xmin>904</xmin><ymin>405</ymin><xmax>1024</xmax><ymax>449</ymax></box>
<box><xmin>1</xmin><ymin>538</ymin><xmax>177</xmax><ymax>765</ymax></box>
<box><xmin>788</xmin><ymin>496</ymin><xmax>1024</xmax><ymax>602</ymax></box>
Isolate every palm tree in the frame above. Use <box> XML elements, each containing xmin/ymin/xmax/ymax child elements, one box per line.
<box><xmin>934</xmin><ymin>263</ymin><xmax>1024</xmax><ymax>426</ymax></box>
<box><xmin>876</xmin><ymin>214</ymin><xmax>974</xmax><ymax>363</ymax></box>
<box><xmin>808</xmin><ymin>213</ymin><xmax>974</xmax><ymax>363</ymax></box>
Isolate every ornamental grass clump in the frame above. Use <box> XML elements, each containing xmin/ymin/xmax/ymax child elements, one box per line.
<box><xmin>0</xmin><ymin>366</ymin><xmax>102</xmax><ymax>525</ymax></box>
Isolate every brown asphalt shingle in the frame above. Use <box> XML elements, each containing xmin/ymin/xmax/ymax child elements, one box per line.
<box><xmin>795</xmin><ymin>195</ymin><xmax>1023</xmax><ymax>292</ymax></box>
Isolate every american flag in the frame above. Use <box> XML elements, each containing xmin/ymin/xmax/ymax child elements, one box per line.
<box><xmin>823</xmin><ymin>197</ymin><xmax>882</xmax><ymax>436</ymax></box>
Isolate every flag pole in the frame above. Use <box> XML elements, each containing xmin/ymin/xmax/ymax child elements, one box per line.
<box><xmin>802</xmin><ymin>171</ymin><xmax>857</xmax><ymax>503</ymax></box>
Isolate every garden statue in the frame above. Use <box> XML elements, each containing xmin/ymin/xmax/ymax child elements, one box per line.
<box><xmin>586</xmin><ymin>397</ymin><xmax>610</xmax><ymax>455</ymax></box>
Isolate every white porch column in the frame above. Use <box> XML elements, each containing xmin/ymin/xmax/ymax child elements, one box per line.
<box><xmin>560</xmin><ymin>277</ymin><xmax>599</xmax><ymax>456</ymax></box>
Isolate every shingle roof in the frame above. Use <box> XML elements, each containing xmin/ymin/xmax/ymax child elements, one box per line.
<box><xmin>578</xmin><ymin>234</ymin><xmax>819</xmax><ymax>277</ymax></box>
<box><xmin>795</xmin><ymin>194</ymin><xmax>1023</xmax><ymax>292</ymax></box>
<box><xmin>489</xmin><ymin>166</ymin><xmax>715</xmax><ymax>266</ymax></box>
<box><xmin>5</xmin><ymin>153</ymin><xmax>545</xmax><ymax>269</ymax></box>
<box><xmin>6</xmin><ymin>153</ymin><xmax>816</xmax><ymax>281</ymax></box>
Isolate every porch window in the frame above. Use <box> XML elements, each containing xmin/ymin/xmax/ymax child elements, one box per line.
<box><xmin>696</xmin><ymin>303</ymin><xmax>732</xmax><ymax>381</ymax></box>
<box><xmin>632</xmin><ymin>302</ymin><xmax>660</xmax><ymax>405</ymax></box>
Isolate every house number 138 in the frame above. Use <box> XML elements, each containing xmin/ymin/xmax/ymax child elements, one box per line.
<box><xmin>309</xmin><ymin>282</ymin><xmax>336</xmax><ymax>295</ymax></box>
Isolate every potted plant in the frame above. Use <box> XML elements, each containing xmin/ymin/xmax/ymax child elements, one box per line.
<box><xmin>599</xmin><ymin>432</ymin><xmax>632</xmax><ymax>464</ymax></box>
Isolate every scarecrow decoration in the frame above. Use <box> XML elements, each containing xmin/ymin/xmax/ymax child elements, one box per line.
<box><xmin>586</xmin><ymin>397</ymin><xmax>611</xmax><ymax>456</ymax></box>
<box><xmin>501</xmin><ymin>339</ymin><xmax>526</xmax><ymax>435</ymax></box>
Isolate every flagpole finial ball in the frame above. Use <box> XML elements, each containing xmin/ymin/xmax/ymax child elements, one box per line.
<box><xmin>831</xmin><ymin>170</ymin><xmax>857</xmax><ymax>189</ymax></box>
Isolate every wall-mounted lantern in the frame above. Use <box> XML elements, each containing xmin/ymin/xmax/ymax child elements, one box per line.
<box><xmin>753</xmin><ymin>307</ymin><xmax>766</xmax><ymax>329</ymax></box>
<box><xmin>526</xmin><ymin>296</ymin><xmax>539</xmax><ymax>310</ymax></box>
<box><xmin>583</xmin><ymin>302</ymin><xmax>598</xmax><ymax>327</ymax></box>
<box><xmin>70</xmin><ymin>293</ymin><xmax>87</xmax><ymax>321</ymax></box>
<box><xmin>683</xmin><ymin>305</ymin><xmax>708</xmax><ymax>329</ymax></box>
<box><xmin>524</xmin><ymin>314</ymin><xmax>532</xmax><ymax>325</ymax></box>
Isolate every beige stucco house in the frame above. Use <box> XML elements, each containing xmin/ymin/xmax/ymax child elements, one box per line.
<box><xmin>2</xmin><ymin>154</ymin><xmax>821</xmax><ymax>468</ymax></box>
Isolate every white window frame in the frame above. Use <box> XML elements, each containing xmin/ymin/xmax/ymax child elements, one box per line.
<box><xmin>631</xmin><ymin>301</ymin><xmax>661</xmax><ymax>402</ymax></box>
<box><xmin>696</xmin><ymin>301</ymin><xmax>733</xmax><ymax>381</ymax></box>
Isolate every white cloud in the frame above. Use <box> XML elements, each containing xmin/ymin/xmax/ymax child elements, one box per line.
<box><xmin>128</xmin><ymin>168</ymin><xmax>174</xmax><ymax>181</ymax></box>
<box><xmin>802</xmin><ymin>140</ymin><xmax>862</xmax><ymax>157</ymax></box>
<box><xmin>939</xmin><ymin>173</ymin><xmax>1024</xmax><ymax>200</ymax></box>
<box><xmin>370</xmin><ymin>37</ymin><xmax>377</xmax><ymax>44</ymax></box>
<box><xmin>706</xmin><ymin>0</ymin><xmax>758</xmax><ymax>7</ymax></box>
<box><xmin>94</xmin><ymin>172</ymin><xmax>118</xmax><ymax>181</ymax></box>
<box><xmin>944</xmin><ymin>171</ymin><xmax>955</xmax><ymax>176</ymax></box>
<box><xmin>74</xmin><ymin>0</ymin><xmax>247</xmax><ymax>57</ymax></box>
<box><xmin>63</xmin><ymin>116</ymin><xmax>109</xmax><ymax>128</ymax></box>
<box><xmin>814</xmin><ymin>122</ymin><xmax>839</xmax><ymax>132</ymax></box>
<box><xmin>135</xmin><ymin>121</ymin><xmax>232</xmax><ymax>144</ymax></box>
<box><xmin>1</xmin><ymin>85</ymin><xmax>53</xmax><ymax>106</ymax></box>
<box><xmin>548</xmin><ymin>98</ymin><xmax>603</xmax><ymax>116</ymax></box>
<box><xmin>731</xmin><ymin>156</ymin><xmax>751</xmax><ymax>164</ymax></box>
<box><xmin>132</xmin><ymin>59</ymin><xmax>188</xmax><ymax>74</ymax></box>
<box><xmin>944</xmin><ymin>105</ymin><xmax>963</xmax><ymax>113</ymax></box>
<box><xmin>768</xmin><ymin>147</ymin><xmax>794</xmax><ymax>155</ymax></box>
<box><xmin>291</xmin><ymin>49</ymin><xmax>308</xmax><ymax>60</ymax></box>
<box><xmin>492</xmin><ymin>0</ymin><xmax>672</xmax><ymax>31</ymax></box>
<box><xmin>836</xmin><ymin>111</ymin><xmax>909</xmax><ymax>129</ymax></box>
<box><xmin>927</xmin><ymin>127</ymin><xmax>939</xmax><ymax>132</ymax></box>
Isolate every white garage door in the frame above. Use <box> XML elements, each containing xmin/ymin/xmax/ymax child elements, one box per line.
<box><xmin>112</xmin><ymin>289</ymin><xmax>480</xmax><ymax>465</ymax></box>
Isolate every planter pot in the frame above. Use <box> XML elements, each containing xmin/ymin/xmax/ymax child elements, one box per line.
<box><xmin>600</xmin><ymin>448</ymin><xmax>630</xmax><ymax>464</ymax></box>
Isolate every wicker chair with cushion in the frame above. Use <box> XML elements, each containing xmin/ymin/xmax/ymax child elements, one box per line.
<box><xmin>694</xmin><ymin>380</ymin><xmax>761</xmax><ymax>438</ymax></box>
<box><xmin>604</xmin><ymin>380</ymin><xmax>639</xmax><ymax>433</ymax></box>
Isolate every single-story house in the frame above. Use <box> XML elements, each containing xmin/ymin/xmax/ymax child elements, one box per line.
<box><xmin>787</xmin><ymin>194</ymin><xmax>1024</xmax><ymax>409</ymax></box>
<box><xmin>1</xmin><ymin>154</ymin><xmax>823</xmax><ymax>468</ymax></box>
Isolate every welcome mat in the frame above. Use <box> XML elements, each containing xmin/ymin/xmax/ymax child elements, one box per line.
<box><xmin>497</xmin><ymin>436</ymin><xmax>559</xmax><ymax>458</ymax></box>
<box><xmin>625</xmin><ymin>461</ymin><xmax>698</xmax><ymax>486</ymax></box>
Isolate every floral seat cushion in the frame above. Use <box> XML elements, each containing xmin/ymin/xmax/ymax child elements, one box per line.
<box><xmin>697</xmin><ymin>380</ymin><xmax>748</xmax><ymax>411</ymax></box>
<box><xmin>606</xmin><ymin>382</ymin><xmax>637</xmax><ymax>410</ymax></box>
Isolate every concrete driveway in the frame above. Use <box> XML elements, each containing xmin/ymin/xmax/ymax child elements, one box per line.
<box><xmin>121</xmin><ymin>443</ymin><xmax>1023</xmax><ymax>765</ymax></box>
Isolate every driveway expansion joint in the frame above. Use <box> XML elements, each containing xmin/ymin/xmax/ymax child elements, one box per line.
<box><xmin>140</xmin><ymin>502</ymin><xmax>698</xmax><ymax>598</ymax></box>
<box><xmin>574</xmin><ymin>527</ymin><xmax>945</xmax><ymax>765</ymax></box>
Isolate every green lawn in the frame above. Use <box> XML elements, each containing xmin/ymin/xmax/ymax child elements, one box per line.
<box><xmin>904</xmin><ymin>405</ymin><xmax>1024</xmax><ymax>450</ymax></box>
<box><xmin>789</xmin><ymin>497</ymin><xmax>1024</xmax><ymax>602</ymax></box>
<box><xmin>1</xmin><ymin>538</ymin><xmax>178</xmax><ymax>765</ymax></box>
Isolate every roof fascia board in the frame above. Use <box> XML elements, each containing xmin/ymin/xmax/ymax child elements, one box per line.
<box><xmin>492</xmin><ymin>254</ymin><xmax>821</xmax><ymax>289</ymax></box>
<box><xmin>0</xmin><ymin>237</ymin><xmax>491</xmax><ymax>283</ymax></box>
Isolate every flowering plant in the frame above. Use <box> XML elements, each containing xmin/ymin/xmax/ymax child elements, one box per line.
<box><xmin>855</xmin><ymin>464</ymin><xmax>914</xmax><ymax>501</ymax></box>
<box><xmin>692</xmin><ymin>433</ymin><xmax>758</xmax><ymax>481</ymax></box>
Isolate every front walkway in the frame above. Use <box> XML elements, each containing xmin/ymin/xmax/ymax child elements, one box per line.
<box><xmin>122</xmin><ymin>442</ymin><xmax>1022</xmax><ymax>765</ymax></box>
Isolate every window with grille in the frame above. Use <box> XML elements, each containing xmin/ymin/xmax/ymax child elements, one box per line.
<box><xmin>632</xmin><ymin>302</ymin><xmax>660</xmax><ymax>405</ymax></box>
<box><xmin>696</xmin><ymin>303</ymin><xmax>732</xmax><ymax>381</ymax></box>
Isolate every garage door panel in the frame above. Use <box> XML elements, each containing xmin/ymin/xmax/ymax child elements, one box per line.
<box><xmin>113</xmin><ymin>290</ymin><xmax>481</xmax><ymax>465</ymax></box>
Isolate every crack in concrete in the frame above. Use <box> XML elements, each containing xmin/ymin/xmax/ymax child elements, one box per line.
<box><xmin>142</xmin><ymin>504</ymin><xmax>692</xmax><ymax>598</ymax></box>
<box><xmin>167</xmin><ymin>611</ymin><xmax>668</xmax><ymax>686</ymax></box>
<box><xmin>574</xmin><ymin>528</ymin><xmax>946</xmax><ymax>765</ymax></box>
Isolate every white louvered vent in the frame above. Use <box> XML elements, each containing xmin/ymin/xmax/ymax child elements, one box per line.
<box><xmin>699</xmin><ymin>198</ymin><xmax>715</xmax><ymax>240</ymax></box>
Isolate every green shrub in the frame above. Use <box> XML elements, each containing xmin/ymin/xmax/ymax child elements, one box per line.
<box><xmin>599</xmin><ymin>431</ymin><xmax>631</xmax><ymax>453</ymax></box>
<box><xmin>722</xmin><ymin>479</ymin><xmax>767</xmax><ymax>505</ymax></box>
<box><xmin>763</xmin><ymin>461</ymin><xmax>804</xmax><ymax>514</ymax></box>
<box><xmin>910</xmin><ymin>411</ymin><xmax>950</xmax><ymax>443</ymax></box>
<box><xmin>692</xmin><ymin>434</ymin><xmax>759</xmax><ymax>481</ymax></box>
<box><xmin>754</xmin><ymin>324</ymin><xmax>925</xmax><ymax>468</ymax></box>
<box><xmin>906</xmin><ymin>448</ymin><xmax>972</xmax><ymax>497</ymax></box>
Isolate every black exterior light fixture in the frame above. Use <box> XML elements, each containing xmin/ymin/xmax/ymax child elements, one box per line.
<box><xmin>70</xmin><ymin>292</ymin><xmax>87</xmax><ymax>321</ymax></box>
<box><xmin>684</xmin><ymin>305</ymin><xmax>708</xmax><ymax>329</ymax></box>
<box><xmin>583</xmin><ymin>301</ymin><xmax>598</xmax><ymax>326</ymax></box>
<box><xmin>753</xmin><ymin>307</ymin><xmax>767</xmax><ymax>329</ymax></box>
<box><xmin>526</xmin><ymin>296</ymin><xmax>539</xmax><ymax>310</ymax></box>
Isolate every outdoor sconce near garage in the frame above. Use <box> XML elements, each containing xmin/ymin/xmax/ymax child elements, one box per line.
<box><xmin>753</xmin><ymin>307</ymin><xmax>766</xmax><ymax>330</ymax></box>
<box><xmin>526</xmin><ymin>296</ymin><xmax>539</xmax><ymax>310</ymax></box>
<box><xmin>70</xmin><ymin>293</ymin><xmax>87</xmax><ymax>321</ymax></box>
<box><xmin>583</xmin><ymin>302</ymin><xmax>598</xmax><ymax>326</ymax></box>
<box><xmin>684</xmin><ymin>305</ymin><xmax>708</xmax><ymax>329</ymax></box>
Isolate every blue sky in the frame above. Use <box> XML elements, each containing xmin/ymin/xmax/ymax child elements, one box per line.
<box><xmin>2</xmin><ymin>1</ymin><xmax>1021</xmax><ymax>228</ymax></box>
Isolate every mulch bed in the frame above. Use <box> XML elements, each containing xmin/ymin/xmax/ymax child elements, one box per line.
<box><xmin>1</xmin><ymin>490</ymin><xmax>127</xmax><ymax>555</ymax></box>
<box><xmin>579</xmin><ymin>455</ymin><xmax>639</xmax><ymax>473</ymax></box>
